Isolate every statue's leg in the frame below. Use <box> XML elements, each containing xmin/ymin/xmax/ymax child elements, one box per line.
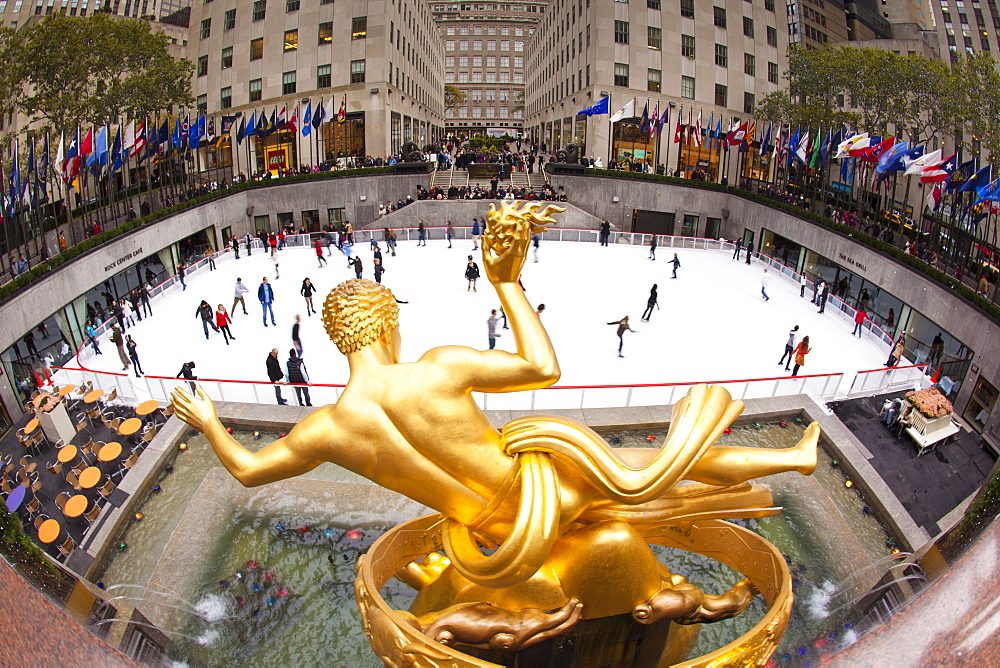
<box><xmin>684</xmin><ymin>422</ymin><xmax>819</xmax><ymax>487</ymax></box>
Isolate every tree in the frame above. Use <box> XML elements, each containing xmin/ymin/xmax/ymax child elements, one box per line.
<box><xmin>444</xmin><ymin>85</ymin><xmax>467</xmax><ymax>115</ymax></box>
<box><xmin>953</xmin><ymin>51</ymin><xmax>1000</xmax><ymax>160</ymax></box>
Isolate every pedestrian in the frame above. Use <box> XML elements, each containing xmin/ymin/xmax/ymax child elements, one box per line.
<box><xmin>761</xmin><ymin>269</ymin><xmax>771</xmax><ymax>302</ymax></box>
<box><xmin>259</xmin><ymin>276</ymin><xmax>276</xmax><ymax>326</ymax></box>
<box><xmin>286</xmin><ymin>349</ymin><xmax>313</xmax><ymax>406</ymax></box>
<box><xmin>929</xmin><ymin>333</ymin><xmax>945</xmax><ymax>367</ymax></box>
<box><xmin>812</xmin><ymin>277</ymin><xmax>822</xmax><ymax>305</ymax></box>
<box><xmin>205</xmin><ymin>249</ymin><xmax>216</xmax><ymax>271</ymax></box>
<box><xmin>216</xmin><ymin>305</ymin><xmax>235</xmax><ymax>345</ymax></box>
<box><xmin>745</xmin><ymin>240</ymin><xmax>754</xmax><ymax>265</ymax></box>
<box><xmin>799</xmin><ymin>273</ymin><xmax>807</xmax><ymax>298</ymax></box>
<box><xmin>732</xmin><ymin>238</ymin><xmax>743</xmax><ymax>261</ymax></box>
<box><xmin>648</xmin><ymin>235</ymin><xmax>657</xmax><ymax>260</ymax></box>
<box><xmin>536</xmin><ymin>304</ymin><xmax>546</xmax><ymax>317</ymax></box>
<box><xmin>885</xmin><ymin>334</ymin><xmax>906</xmax><ymax>367</ymax></box>
<box><xmin>178</xmin><ymin>262</ymin><xmax>186</xmax><ymax>291</ymax></box>
<box><xmin>670</xmin><ymin>253</ymin><xmax>681</xmax><ymax>279</ymax></box>
<box><xmin>122</xmin><ymin>298</ymin><xmax>136</xmax><ymax>328</ymax></box>
<box><xmin>466</xmin><ymin>255</ymin><xmax>480</xmax><ymax>291</ymax></box>
<box><xmin>641</xmin><ymin>284</ymin><xmax>658</xmax><ymax>321</ymax></box>
<box><xmin>315</xmin><ymin>238</ymin><xmax>328</xmax><ymax>267</ymax></box>
<box><xmin>778</xmin><ymin>325</ymin><xmax>799</xmax><ymax>371</ymax></box>
<box><xmin>272</xmin><ymin>252</ymin><xmax>280</xmax><ymax>279</ymax></box>
<box><xmin>176</xmin><ymin>361</ymin><xmax>197</xmax><ymax>393</ymax></box>
<box><xmin>607</xmin><ymin>316</ymin><xmax>636</xmax><ymax>358</ymax></box>
<box><xmin>852</xmin><ymin>308</ymin><xmax>866</xmax><ymax>337</ymax></box>
<box><xmin>112</xmin><ymin>299</ymin><xmax>126</xmax><ymax>331</ymax></box>
<box><xmin>471</xmin><ymin>218</ymin><xmax>481</xmax><ymax>250</ymax></box>
<box><xmin>231</xmin><ymin>236</ymin><xmax>240</xmax><ymax>259</ymax></box>
<box><xmin>817</xmin><ymin>282</ymin><xmax>830</xmax><ymax>314</ymax></box>
<box><xmin>138</xmin><ymin>284</ymin><xmax>152</xmax><ymax>317</ymax></box>
<box><xmin>110</xmin><ymin>324</ymin><xmax>130</xmax><ymax>371</ymax></box>
<box><xmin>292</xmin><ymin>315</ymin><xmax>304</xmax><ymax>357</ymax></box>
<box><xmin>487</xmin><ymin>309</ymin><xmax>501</xmax><ymax>349</ymax></box>
<box><xmin>58</xmin><ymin>230</ymin><xmax>67</xmax><ymax>252</ymax></box>
<box><xmin>126</xmin><ymin>335</ymin><xmax>143</xmax><ymax>377</ymax></box>
<box><xmin>446</xmin><ymin>221</ymin><xmax>454</xmax><ymax>248</ymax></box>
<box><xmin>245</xmin><ymin>233</ymin><xmax>253</xmax><ymax>256</ymax></box>
<box><xmin>266</xmin><ymin>349</ymin><xmax>288</xmax><ymax>404</ymax></box>
<box><xmin>600</xmin><ymin>220</ymin><xmax>611</xmax><ymax>246</ymax></box>
<box><xmin>790</xmin><ymin>336</ymin><xmax>812</xmax><ymax>377</ymax></box>
<box><xmin>301</xmin><ymin>277</ymin><xmax>317</xmax><ymax>315</ymax></box>
<box><xmin>86</xmin><ymin>319</ymin><xmax>102</xmax><ymax>355</ymax></box>
<box><xmin>373</xmin><ymin>257</ymin><xmax>385</xmax><ymax>283</ymax></box>
<box><xmin>352</xmin><ymin>256</ymin><xmax>363</xmax><ymax>280</ymax></box>
<box><xmin>233</xmin><ymin>277</ymin><xmax>250</xmax><ymax>315</ymax></box>
<box><xmin>417</xmin><ymin>220</ymin><xmax>426</xmax><ymax>246</ymax></box>
<box><xmin>195</xmin><ymin>299</ymin><xmax>220</xmax><ymax>339</ymax></box>
<box><xmin>977</xmin><ymin>274</ymin><xmax>989</xmax><ymax>295</ymax></box>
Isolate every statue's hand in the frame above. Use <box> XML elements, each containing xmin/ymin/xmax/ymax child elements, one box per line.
<box><xmin>170</xmin><ymin>386</ymin><xmax>219</xmax><ymax>433</ymax></box>
<box><xmin>482</xmin><ymin>202</ymin><xmax>565</xmax><ymax>284</ymax></box>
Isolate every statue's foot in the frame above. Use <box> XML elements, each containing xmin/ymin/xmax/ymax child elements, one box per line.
<box><xmin>397</xmin><ymin>552</ymin><xmax>451</xmax><ymax>591</ymax></box>
<box><xmin>793</xmin><ymin>422</ymin><xmax>821</xmax><ymax>476</ymax></box>
<box><xmin>677</xmin><ymin>577</ymin><xmax>759</xmax><ymax>625</ymax></box>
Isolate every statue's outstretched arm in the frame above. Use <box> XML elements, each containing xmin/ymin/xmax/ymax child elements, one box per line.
<box><xmin>171</xmin><ymin>386</ymin><xmax>324</xmax><ymax>486</ymax></box>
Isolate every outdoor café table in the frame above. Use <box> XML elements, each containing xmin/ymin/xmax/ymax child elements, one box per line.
<box><xmin>98</xmin><ymin>442</ymin><xmax>123</xmax><ymax>463</ymax></box>
<box><xmin>24</xmin><ymin>417</ymin><xmax>40</xmax><ymax>434</ymax></box>
<box><xmin>83</xmin><ymin>389</ymin><xmax>104</xmax><ymax>404</ymax></box>
<box><xmin>56</xmin><ymin>385</ymin><xmax>76</xmax><ymax>398</ymax></box>
<box><xmin>5</xmin><ymin>485</ymin><xmax>26</xmax><ymax>513</ymax></box>
<box><xmin>135</xmin><ymin>400</ymin><xmax>159</xmax><ymax>416</ymax></box>
<box><xmin>63</xmin><ymin>494</ymin><xmax>88</xmax><ymax>519</ymax></box>
<box><xmin>57</xmin><ymin>445</ymin><xmax>78</xmax><ymax>464</ymax></box>
<box><xmin>79</xmin><ymin>467</ymin><xmax>102</xmax><ymax>490</ymax></box>
<box><xmin>37</xmin><ymin>519</ymin><xmax>61</xmax><ymax>544</ymax></box>
<box><xmin>118</xmin><ymin>418</ymin><xmax>142</xmax><ymax>436</ymax></box>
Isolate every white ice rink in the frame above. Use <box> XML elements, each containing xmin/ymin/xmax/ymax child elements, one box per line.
<box><xmin>68</xmin><ymin>232</ymin><xmax>897</xmax><ymax>398</ymax></box>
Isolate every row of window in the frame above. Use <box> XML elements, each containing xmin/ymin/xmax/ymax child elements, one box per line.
<box><xmin>195</xmin><ymin>61</ymin><xmax>365</xmax><ymax>111</ymax></box>
<box><xmin>200</xmin><ymin>12</ymin><xmax>364</xmax><ymax>40</ymax></box>
<box><xmin>445</xmin><ymin>55</ymin><xmax>524</xmax><ymax>68</ymax></box>
<box><xmin>444</xmin><ymin>24</ymin><xmax>527</xmax><ymax>36</ymax></box>
<box><xmin>615</xmin><ymin>17</ymin><xmax>765</xmax><ymax>47</ymax></box>
<box><xmin>611</xmin><ymin>64</ymin><xmax>756</xmax><ymax>113</ymax></box>
<box><xmin>444</xmin><ymin>39</ymin><xmax>525</xmax><ymax>51</ymax></box>
<box><xmin>680</xmin><ymin>0</ymin><xmax>776</xmax><ymax>18</ymax></box>
<box><xmin>445</xmin><ymin>71</ymin><xmax>525</xmax><ymax>83</ymax></box>
<box><xmin>445</xmin><ymin>106</ymin><xmax>519</xmax><ymax>118</ymax></box>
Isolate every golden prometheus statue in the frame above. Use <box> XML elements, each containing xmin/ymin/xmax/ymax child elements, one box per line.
<box><xmin>172</xmin><ymin>200</ymin><xmax>819</xmax><ymax>666</ymax></box>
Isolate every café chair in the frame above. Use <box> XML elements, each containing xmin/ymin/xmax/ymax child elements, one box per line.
<box><xmin>116</xmin><ymin>451</ymin><xmax>140</xmax><ymax>480</ymax></box>
<box><xmin>55</xmin><ymin>491</ymin><xmax>71</xmax><ymax>513</ymax></box>
<box><xmin>0</xmin><ymin>478</ymin><xmax>12</xmax><ymax>494</ymax></box>
<box><xmin>46</xmin><ymin>460</ymin><xmax>63</xmax><ymax>475</ymax></box>
<box><xmin>65</xmin><ymin>470</ymin><xmax>82</xmax><ymax>492</ymax></box>
<box><xmin>97</xmin><ymin>476</ymin><xmax>117</xmax><ymax>502</ymax></box>
<box><xmin>24</xmin><ymin>494</ymin><xmax>40</xmax><ymax>516</ymax></box>
<box><xmin>19</xmin><ymin>455</ymin><xmax>37</xmax><ymax>474</ymax></box>
<box><xmin>57</xmin><ymin>535</ymin><xmax>77</xmax><ymax>559</ymax></box>
<box><xmin>82</xmin><ymin>501</ymin><xmax>102</xmax><ymax>526</ymax></box>
<box><xmin>33</xmin><ymin>513</ymin><xmax>50</xmax><ymax>530</ymax></box>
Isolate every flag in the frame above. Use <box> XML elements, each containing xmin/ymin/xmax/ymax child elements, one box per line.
<box><xmin>904</xmin><ymin>148</ymin><xmax>942</xmax><ymax>175</ymax></box>
<box><xmin>648</xmin><ymin>102</ymin><xmax>658</xmax><ymax>138</ymax></box>
<box><xmin>927</xmin><ymin>184</ymin><xmax>943</xmax><ymax>211</ymax></box>
<box><xmin>236</xmin><ymin>114</ymin><xmax>246</xmax><ymax>146</ymax></box>
<box><xmin>795</xmin><ymin>130</ymin><xmax>811</xmax><ymax>164</ymax></box>
<box><xmin>714</xmin><ymin>116</ymin><xmax>722</xmax><ymax>144</ymax></box>
<box><xmin>739</xmin><ymin>122</ymin><xmax>755</xmax><ymax>153</ymax></box>
<box><xmin>693</xmin><ymin>109</ymin><xmax>703</xmax><ymax>147</ymax></box>
<box><xmin>157</xmin><ymin>117</ymin><xmax>169</xmax><ymax>150</ymax></box>
<box><xmin>975</xmin><ymin>177</ymin><xmax>1000</xmax><ymax>205</ymax></box>
<box><xmin>946</xmin><ymin>159</ymin><xmax>977</xmax><ymax>192</ymax></box>
<box><xmin>959</xmin><ymin>164</ymin><xmax>992</xmax><ymax>193</ymax></box>
<box><xmin>727</xmin><ymin>121</ymin><xmax>749</xmax><ymax>146</ymax></box>
<box><xmin>121</xmin><ymin>120</ymin><xmax>135</xmax><ymax>157</ymax></box>
<box><xmin>256</xmin><ymin>108</ymin><xmax>273</xmax><ymax>137</ymax></box>
<box><xmin>246</xmin><ymin>109</ymin><xmax>257</xmax><ymax>137</ymax></box>
<box><xmin>655</xmin><ymin>106</ymin><xmax>669</xmax><ymax>137</ymax></box>
<box><xmin>685</xmin><ymin>108</ymin><xmax>693</xmax><ymax>145</ymax></box>
<box><xmin>323</xmin><ymin>97</ymin><xmax>335</xmax><ymax>124</ymax></box>
<box><xmin>302</xmin><ymin>100</ymin><xmax>312</xmax><ymax>136</ymax></box>
<box><xmin>809</xmin><ymin>129</ymin><xmax>823</xmax><ymax>168</ymax></box>
<box><xmin>207</xmin><ymin>116</ymin><xmax>216</xmax><ymax>142</ymax></box>
<box><xmin>287</xmin><ymin>104</ymin><xmax>298</xmax><ymax>134</ymax></box>
<box><xmin>610</xmin><ymin>98</ymin><xmax>635</xmax><ymax>123</ymax></box>
<box><xmin>111</xmin><ymin>127</ymin><xmax>124</xmax><ymax>173</ymax></box>
<box><xmin>577</xmin><ymin>96</ymin><xmax>610</xmax><ymax>116</ymax></box>
<box><xmin>63</xmin><ymin>128</ymin><xmax>79</xmax><ymax>181</ymax></box>
<box><xmin>8</xmin><ymin>138</ymin><xmax>19</xmax><ymax>218</ymax></box>
<box><xmin>189</xmin><ymin>115</ymin><xmax>205</xmax><ymax>149</ymax></box>
<box><xmin>87</xmin><ymin>125</ymin><xmax>107</xmax><ymax>168</ymax></box>
<box><xmin>920</xmin><ymin>153</ymin><xmax>958</xmax><ymax>183</ymax></box>
<box><xmin>858</xmin><ymin>137</ymin><xmax>895</xmax><ymax>163</ymax></box>
<box><xmin>337</xmin><ymin>96</ymin><xmax>347</xmax><ymax>124</ymax></box>
<box><xmin>848</xmin><ymin>135</ymin><xmax>879</xmax><ymax>157</ymax></box>
<box><xmin>131</xmin><ymin>120</ymin><xmax>146</xmax><ymax>158</ymax></box>
<box><xmin>314</xmin><ymin>96</ymin><xmax>327</xmax><ymax>129</ymax></box>
<box><xmin>54</xmin><ymin>132</ymin><xmax>64</xmax><ymax>183</ymax></box>
<box><xmin>80</xmin><ymin>127</ymin><xmax>94</xmax><ymax>164</ymax></box>
<box><xmin>673</xmin><ymin>109</ymin><xmax>683</xmax><ymax>143</ymax></box>
<box><xmin>836</xmin><ymin>132</ymin><xmax>867</xmax><ymax>158</ymax></box>
<box><xmin>771</xmin><ymin>125</ymin><xmax>782</xmax><ymax>161</ymax></box>
<box><xmin>821</xmin><ymin>129</ymin><xmax>842</xmax><ymax>166</ymax></box>
<box><xmin>277</xmin><ymin>104</ymin><xmax>288</xmax><ymax>130</ymax></box>
<box><xmin>25</xmin><ymin>135</ymin><xmax>35</xmax><ymax>208</ymax></box>
<box><xmin>638</xmin><ymin>101</ymin><xmax>650</xmax><ymax>134</ymax></box>
<box><xmin>876</xmin><ymin>140</ymin><xmax>909</xmax><ymax>173</ymax></box>
<box><xmin>760</xmin><ymin>122</ymin><xmax>772</xmax><ymax>157</ymax></box>
<box><xmin>172</xmin><ymin>116</ymin><xmax>181</xmax><ymax>148</ymax></box>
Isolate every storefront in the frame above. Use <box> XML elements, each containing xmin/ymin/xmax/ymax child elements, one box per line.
<box><xmin>613</xmin><ymin>120</ymin><xmax>657</xmax><ymax>170</ymax></box>
<box><xmin>254</xmin><ymin>130</ymin><xmax>299</xmax><ymax>175</ymax></box>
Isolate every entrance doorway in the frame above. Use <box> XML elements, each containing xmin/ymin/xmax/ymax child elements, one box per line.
<box><xmin>632</xmin><ymin>210</ymin><xmax>676</xmax><ymax>235</ymax></box>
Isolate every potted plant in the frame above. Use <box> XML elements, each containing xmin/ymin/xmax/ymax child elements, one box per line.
<box><xmin>905</xmin><ymin>387</ymin><xmax>954</xmax><ymax>420</ymax></box>
<box><xmin>34</xmin><ymin>392</ymin><xmax>76</xmax><ymax>444</ymax></box>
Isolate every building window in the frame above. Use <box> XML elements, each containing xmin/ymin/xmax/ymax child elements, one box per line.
<box><xmin>513</xmin><ymin>72</ymin><xmax>523</xmax><ymax>83</ymax></box>
<box><xmin>715</xmin><ymin>83</ymin><xmax>728</xmax><ymax>107</ymax></box>
<box><xmin>252</xmin><ymin>0</ymin><xmax>265</xmax><ymax>22</ymax></box>
<box><xmin>351</xmin><ymin>59</ymin><xmax>366</xmax><ymax>83</ymax></box>
<box><xmin>682</xmin><ymin>34</ymin><xmax>695</xmax><ymax>57</ymax></box>
<box><xmin>221</xmin><ymin>46</ymin><xmax>233</xmax><ymax>69</ymax></box>
<box><xmin>648</xmin><ymin>26</ymin><xmax>661</xmax><ymax>50</ymax></box>
<box><xmin>743</xmin><ymin>16</ymin><xmax>754</xmax><ymax>38</ymax></box>
<box><xmin>220</xmin><ymin>86</ymin><xmax>232</xmax><ymax>109</ymax></box>
<box><xmin>284</xmin><ymin>29</ymin><xmax>297</xmax><ymax>51</ymax></box>
<box><xmin>459</xmin><ymin>55</ymin><xmax>469</xmax><ymax>67</ymax></box>
<box><xmin>477</xmin><ymin>40</ymin><xmax>486</xmax><ymax>50</ymax></box>
<box><xmin>286</xmin><ymin>0</ymin><xmax>298</xmax><ymax>11</ymax></box>
<box><xmin>317</xmin><ymin>64</ymin><xmax>331</xmax><ymax>88</ymax></box>
<box><xmin>768</xmin><ymin>61</ymin><xmax>778</xmax><ymax>83</ymax></box>
<box><xmin>714</xmin><ymin>5</ymin><xmax>726</xmax><ymax>28</ymax></box>
<box><xmin>352</xmin><ymin>16</ymin><xmax>367</xmax><ymax>40</ymax></box>
<box><xmin>614</xmin><ymin>20</ymin><xmax>629</xmax><ymax>44</ymax></box>
<box><xmin>196</xmin><ymin>94</ymin><xmax>207</xmax><ymax>113</ymax></box>
<box><xmin>647</xmin><ymin>0</ymin><xmax>659</xmax><ymax>8</ymax></box>
<box><xmin>765</xmin><ymin>0</ymin><xmax>774</xmax><ymax>10</ymax></box>
<box><xmin>767</xmin><ymin>25</ymin><xmax>777</xmax><ymax>47</ymax></box>
<box><xmin>460</xmin><ymin>39</ymin><xmax>469</xmax><ymax>50</ymax></box>
<box><xmin>715</xmin><ymin>43</ymin><xmax>727</xmax><ymax>67</ymax></box>
<box><xmin>744</xmin><ymin>91</ymin><xmax>755</xmax><ymax>114</ymax></box>
<box><xmin>250</xmin><ymin>37</ymin><xmax>263</xmax><ymax>60</ymax></box>
<box><xmin>744</xmin><ymin>52</ymin><xmax>755</xmax><ymax>75</ymax></box>
<box><xmin>249</xmin><ymin>78</ymin><xmax>262</xmax><ymax>101</ymax></box>
<box><xmin>224</xmin><ymin>8</ymin><xmax>235</xmax><ymax>30</ymax></box>
<box><xmin>680</xmin><ymin>0</ymin><xmax>693</xmax><ymax>18</ymax></box>
<box><xmin>473</xmin><ymin>71</ymin><xmax>483</xmax><ymax>83</ymax></box>
<box><xmin>319</xmin><ymin>21</ymin><xmax>332</xmax><ymax>44</ymax></box>
<box><xmin>647</xmin><ymin>68</ymin><xmax>661</xmax><ymax>92</ymax></box>
<box><xmin>446</xmin><ymin>40</ymin><xmax>455</xmax><ymax>51</ymax></box>
<box><xmin>200</xmin><ymin>17</ymin><xmax>211</xmax><ymax>39</ymax></box>
<box><xmin>681</xmin><ymin>75</ymin><xmax>694</xmax><ymax>98</ymax></box>
<box><xmin>514</xmin><ymin>41</ymin><xmax>524</xmax><ymax>52</ymax></box>
<box><xmin>514</xmin><ymin>56</ymin><xmax>523</xmax><ymax>67</ymax></box>
<box><xmin>446</xmin><ymin>56</ymin><xmax>455</xmax><ymax>67</ymax></box>
<box><xmin>614</xmin><ymin>62</ymin><xmax>629</xmax><ymax>87</ymax></box>
<box><xmin>282</xmin><ymin>70</ymin><xmax>296</xmax><ymax>95</ymax></box>
<box><xmin>197</xmin><ymin>55</ymin><xmax>208</xmax><ymax>76</ymax></box>
<box><xmin>487</xmin><ymin>40</ymin><xmax>496</xmax><ymax>51</ymax></box>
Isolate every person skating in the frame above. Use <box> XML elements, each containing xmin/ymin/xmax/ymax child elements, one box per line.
<box><xmin>732</xmin><ymin>238</ymin><xmax>743</xmax><ymax>261</ymax></box>
<box><xmin>790</xmin><ymin>336</ymin><xmax>812</xmax><ymax>377</ymax></box>
<box><xmin>670</xmin><ymin>253</ymin><xmax>681</xmax><ymax>279</ymax></box>
<box><xmin>233</xmin><ymin>278</ymin><xmax>250</xmax><ymax>315</ymax></box>
<box><xmin>259</xmin><ymin>277</ymin><xmax>276</xmax><ymax>326</ymax></box>
<box><xmin>216</xmin><ymin>305</ymin><xmax>236</xmax><ymax>345</ymax></box>
<box><xmin>600</xmin><ymin>220</ymin><xmax>611</xmax><ymax>246</ymax></box>
<box><xmin>286</xmin><ymin>349</ymin><xmax>312</xmax><ymax>406</ymax></box>
<box><xmin>446</xmin><ymin>221</ymin><xmax>454</xmax><ymax>248</ymax></box>
<box><xmin>301</xmin><ymin>278</ymin><xmax>317</xmax><ymax>315</ymax></box>
<box><xmin>852</xmin><ymin>308</ymin><xmax>867</xmax><ymax>337</ymax></box>
<box><xmin>266</xmin><ymin>349</ymin><xmax>288</xmax><ymax>404</ymax></box>
<box><xmin>778</xmin><ymin>325</ymin><xmax>799</xmax><ymax>371</ymax></box>
<box><xmin>487</xmin><ymin>309</ymin><xmax>501</xmax><ymax>349</ymax></box>
<box><xmin>178</xmin><ymin>262</ymin><xmax>187</xmax><ymax>291</ymax></box>
<box><xmin>761</xmin><ymin>269</ymin><xmax>771</xmax><ymax>302</ymax></box>
<box><xmin>471</xmin><ymin>218</ymin><xmax>481</xmax><ymax>250</ymax></box>
<box><xmin>532</xmin><ymin>233</ymin><xmax>540</xmax><ymax>262</ymax></box>
<box><xmin>231</xmin><ymin>236</ymin><xmax>240</xmax><ymax>259</ymax></box>
<box><xmin>352</xmin><ymin>256</ymin><xmax>363</xmax><ymax>280</ymax></box>
<box><xmin>110</xmin><ymin>324</ymin><xmax>130</xmax><ymax>371</ymax></box>
<box><xmin>608</xmin><ymin>316</ymin><xmax>636</xmax><ymax>357</ymax></box>
<box><xmin>126</xmin><ymin>335</ymin><xmax>143</xmax><ymax>377</ymax></box>
<box><xmin>648</xmin><ymin>235</ymin><xmax>657</xmax><ymax>260</ymax></box>
<box><xmin>245</xmin><ymin>233</ymin><xmax>253</xmax><ymax>256</ymax></box>
<box><xmin>536</xmin><ymin>304</ymin><xmax>546</xmax><ymax>317</ymax></box>
<box><xmin>745</xmin><ymin>240</ymin><xmax>754</xmax><ymax>265</ymax></box>
<box><xmin>885</xmin><ymin>334</ymin><xmax>906</xmax><ymax>367</ymax></box>
<box><xmin>314</xmin><ymin>238</ymin><xmax>328</xmax><ymax>267</ymax></box>
<box><xmin>417</xmin><ymin>220</ymin><xmax>427</xmax><ymax>246</ymax></box>
<box><xmin>817</xmin><ymin>281</ymin><xmax>830</xmax><ymax>314</ymax></box>
<box><xmin>138</xmin><ymin>284</ymin><xmax>152</xmax><ymax>317</ymax></box>
<box><xmin>799</xmin><ymin>273</ymin><xmax>807</xmax><ymax>298</ymax></box>
<box><xmin>292</xmin><ymin>315</ymin><xmax>304</xmax><ymax>357</ymax></box>
<box><xmin>812</xmin><ymin>277</ymin><xmax>823</xmax><ymax>305</ymax></box>
<box><xmin>466</xmin><ymin>255</ymin><xmax>481</xmax><ymax>291</ymax></box>
<box><xmin>373</xmin><ymin>257</ymin><xmax>385</xmax><ymax>283</ymax></box>
<box><xmin>177</xmin><ymin>361</ymin><xmax>197</xmax><ymax>393</ymax></box>
<box><xmin>641</xmin><ymin>284</ymin><xmax>658</xmax><ymax>321</ymax></box>
<box><xmin>85</xmin><ymin>319</ymin><xmax>102</xmax><ymax>355</ymax></box>
<box><xmin>499</xmin><ymin>304</ymin><xmax>508</xmax><ymax>329</ymax></box>
<box><xmin>196</xmin><ymin>299</ymin><xmax>220</xmax><ymax>339</ymax></box>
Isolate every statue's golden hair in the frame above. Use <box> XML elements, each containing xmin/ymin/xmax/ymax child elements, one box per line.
<box><xmin>322</xmin><ymin>279</ymin><xmax>399</xmax><ymax>354</ymax></box>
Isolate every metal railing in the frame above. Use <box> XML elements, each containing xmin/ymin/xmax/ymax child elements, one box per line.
<box><xmin>847</xmin><ymin>364</ymin><xmax>930</xmax><ymax>397</ymax></box>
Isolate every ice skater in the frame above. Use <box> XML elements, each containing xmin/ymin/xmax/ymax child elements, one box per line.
<box><xmin>126</xmin><ymin>335</ymin><xmax>143</xmax><ymax>377</ymax></box>
<box><xmin>266</xmin><ymin>349</ymin><xmax>287</xmax><ymax>405</ymax></box>
<box><xmin>778</xmin><ymin>325</ymin><xmax>799</xmax><ymax>371</ymax></box>
<box><xmin>600</xmin><ymin>220</ymin><xmax>611</xmax><ymax>247</ymax></box>
<box><xmin>292</xmin><ymin>315</ymin><xmax>304</xmax><ymax>357</ymax></box>
<box><xmin>417</xmin><ymin>220</ymin><xmax>427</xmax><ymax>246</ymax></box>
<box><xmin>532</xmin><ymin>233</ymin><xmax>540</xmax><ymax>262</ymax></box>
<box><xmin>110</xmin><ymin>324</ymin><xmax>130</xmax><ymax>371</ymax></box>
<box><xmin>790</xmin><ymin>336</ymin><xmax>812</xmax><ymax>377</ymax></box>
<box><xmin>373</xmin><ymin>257</ymin><xmax>385</xmax><ymax>283</ymax></box>
<box><xmin>233</xmin><ymin>278</ymin><xmax>250</xmax><ymax>315</ymax></box>
<box><xmin>745</xmin><ymin>240</ymin><xmax>753</xmax><ymax>265</ymax></box>
<box><xmin>885</xmin><ymin>334</ymin><xmax>906</xmax><ymax>367</ymax></box>
<box><xmin>670</xmin><ymin>253</ymin><xmax>681</xmax><ymax>279</ymax></box>
<box><xmin>799</xmin><ymin>273</ymin><xmax>807</xmax><ymax>298</ymax></box>
<box><xmin>471</xmin><ymin>217</ymin><xmax>481</xmax><ymax>250</ymax></box>
<box><xmin>195</xmin><ymin>300</ymin><xmax>220</xmax><ymax>339</ymax></box>
<box><xmin>286</xmin><ymin>349</ymin><xmax>312</xmax><ymax>406</ymax></box>
<box><xmin>446</xmin><ymin>221</ymin><xmax>454</xmax><ymax>248</ymax></box>
<box><xmin>641</xmin><ymin>284</ymin><xmax>658</xmax><ymax>321</ymax></box>
<box><xmin>259</xmin><ymin>277</ymin><xmax>276</xmax><ymax>326</ymax></box>
<box><xmin>466</xmin><ymin>255</ymin><xmax>480</xmax><ymax>291</ymax></box>
<box><xmin>648</xmin><ymin>235</ymin><xmax>657</xmax><ymax>260</ymax></box>
<box><xmin>761</xmin><ymin>269</ymin><xmax>770</xmax><ymax>302</ymax></box>
<box><xmin>85</xmin><ymin>319</ymin><xmax>101</xmax><ymax>355</ymax></box>
<box><xmin>272</xmin><ymin>253</ymin><xmax>280</xmax><ymax>279</ymax></box>
<box><xmin>342</xmin><ymin>240</ymin><xmax>355</xmax><ymax>267</ymax></box>
<box><xmin>352</xmin><ymin>256</ymin><xmax>363</xmax><ymax>280</ymax></box>
<box><xmin>178</xmin><ymin>262</ymin><xmax>187</xmax><ymax>291</ymax></box>
<box><xmin>852</xmin><ymin>308</ymin><xmax>867</xmax><ymax>337</ymax></box>
<box><xmin>817</xmin><ymin>281</ymin><xmax>830</xmax><ymax>314</ymax></box>
<box><xmin>732</xmin><ymin>238</ymin><xmax>743</xmax><ymax>261</ymax></box>
<box><xmin>315</xmin><ymin>238</ymin><xmax>328</xmax><ymax>267</ymax></box>
<box><xmin>215</xmin><ymin>305</ymin><xmax>236</xmax><ymax>345</ymax></box>
<box><xmin>488</xmin><ymin>309</ymin><xmax>501</xmax><ymax>349</ymax></box>
<box><xmin>177</xmin><ymin>361</ymin><xmax>197</xmax><ymax>393</ymax></box>
<box><xmin>607</xmin><ymin>316</ymin><xmax>636</xmax><ymax>357</ymax></box>
<box><xmin>300</xmin><ymin>278</ymin><xmax>317</xmax><ymax>315</ymax></box>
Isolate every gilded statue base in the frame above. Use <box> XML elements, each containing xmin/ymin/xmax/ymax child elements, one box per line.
<box><xmin>355</xmin><ymin>514</ymin><xmax>792</xmax><ymax>667</ymax></box>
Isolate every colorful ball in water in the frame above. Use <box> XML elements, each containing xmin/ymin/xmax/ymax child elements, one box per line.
<box><xmin>723</xmin><ymin>428</ymin><xmax>732</xmax><ymax>435</ymax></box>
<box><xmin>798</xmin><ymin>646</ymin><xmax>808</xmax><ymax>655</ymax></box>
<box><xmin>235</xmin><ymin>596</ymin><xmax>245</xmax><ymax>606</ymax></box>
<box><xmin>324</xmin><ymin>528</ymin><xmax>334</xmax><ymax>537</ymax></box>
<box><xmin>645</xmin><ymin>434</ymin><xmax>655</xmax><ymax>442</ymax></box>
<box><xmin>267</xmin><ymin>597</ymin><xmax>276</xmax><ymax>607</ymax></box>
<box><xmin>226</xmin><ymin>427</ymin><xmax>234</xmax><ymax>434</ymax></box>
<box><xmin>264</xmin><ymin>572</ymin><xmax>273</xmax><ymax>581</ymax></box>
<box><xmin>347</xmin><ymin>528</ymin><xmax>361</xmax><ymax>540</ymax></box>
<box><xmin>277</xmin><ymin>586</ymin><xmax>288</xmax><ymax>597</ymax></box>
<box><xmin>247</xmin><ymin>560</ymin><xmax>259</xmax><ymax>569</ymax></box>
<box><xmin>279</xmin><ymin>433</ymin><xmax>287</xmax><ymax>438</ymax></box>
<box><xmin>253</xmin><ymin>431</ymin><xmax>261</xmax><ymax>439</ymax></box>
<box><xmin>779</xmin><ymin>421</ymin><xmax>788</xmax><ymax>427</ymax></box>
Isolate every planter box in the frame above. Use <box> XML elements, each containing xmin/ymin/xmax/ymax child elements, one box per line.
<box><xmin>38</xmin><ymin>401</ymin><xmax>76</xmax><ymax>445</ymax></box>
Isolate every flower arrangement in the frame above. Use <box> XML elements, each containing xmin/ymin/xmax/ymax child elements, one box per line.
<box><xmin>906</xmin><ymin>387</ymin><xmax>954</xmax><ymax>419</ymax></box>
<box><xmin>32</xmin><ymin>393</ymin><xmax>60</xmax><ymax>414</ymax></box>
